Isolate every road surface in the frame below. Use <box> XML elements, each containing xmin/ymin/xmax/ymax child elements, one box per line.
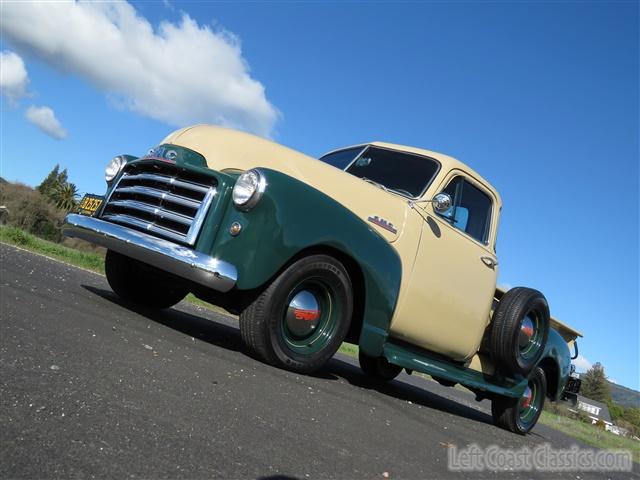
<box><xmin>1</xmin><ymin>243</ymin><xmax>636</xmax><ymax>479</ymax></box>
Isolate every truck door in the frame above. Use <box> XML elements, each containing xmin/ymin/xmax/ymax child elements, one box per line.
<box><xmin>390</xmin><ymin>171</ymin><xmax>498</xmax><ymax>361</ymax></box>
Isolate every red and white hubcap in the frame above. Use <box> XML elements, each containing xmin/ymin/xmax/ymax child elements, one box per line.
<box><xmin>521</xmin><ymin>386</ymin><xmax>534</xmax><ymax>409</ymax></box>
<box><xmin>286</xmin><ymin>290</ymin><xmax>321</xmax><ymax>338</ymax></box>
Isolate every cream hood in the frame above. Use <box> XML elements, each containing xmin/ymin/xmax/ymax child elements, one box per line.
<box><xmin>162</xmin><ymin>125</ymin><xmax>408</xmax><ymax>242</ymax></box>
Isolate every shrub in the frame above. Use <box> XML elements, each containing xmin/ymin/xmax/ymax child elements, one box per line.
<box><xmin>0</xmin><ymin>182</ymin><xmax>65</xmax><ymax>242</ymax></box>
<box><xmin>568</xmin><ymin>409</ymin><xmax>593</xmax><ymax>424</ymax></box>
<box><xmin>544</xmin><ymin>401</ymin><xmax>568</xmax><ymax>416</ymax></box>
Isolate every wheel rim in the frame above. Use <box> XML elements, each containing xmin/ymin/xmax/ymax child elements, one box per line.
<box><xmin>518</xmin><ymin>380</ymin><xmax>541</xmax><ymax>429</ymax></box>
<box><xmin>281</xmin><ymin>279</ymin><xmax>340</xmax><ymax>355</ymax></box>
<box><xmin>519</xmin><ymin>312</ymin><xmax>543</xmax><ymax>360</ymax></box>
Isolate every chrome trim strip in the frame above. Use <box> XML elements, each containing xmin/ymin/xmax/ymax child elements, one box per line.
<box><xmin>102</xmin><ymin>164</ymin><xmax>218</xmax><ymax>246</ymax></box>
<box><xmin>121</xmin><ymin>172</ymin><xmax>211</xmax><ymax>194</ymax></box>
<box><xmin>101</xmin><ymin>213</ymin><xmax>188</xmax><ymax>244</ymax></box>
<box><xmin>107</xmin><ymin>199</ymin><xmax>193</xmax><ymax>226</ymax></box>
<box><xmin>63</xmin><ymin>214</ymin><xmax>237</xmax><ymax>292</ymax></box>
<box><xmin>185</xmin><ymin>187</ymin><xmax>217</xmax><ymax>244</ymax></box>
<box><xmin>115</xmin><ymin>185</ymin><xmax>201</xmax><ymax>210</ymax></box>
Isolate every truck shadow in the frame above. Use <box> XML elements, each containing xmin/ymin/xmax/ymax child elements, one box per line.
<box><xmin>83</xmin><ymin>285</ymin><xmax>494</xmax><ymax>428</ymax></box>
<box><xmin>83</xmin><ymin>285</ymin><xmax>245</xmax><ymax>352</ymax></box>
<box><xmin>327</xmin><ymin>359</ymin><xmax>493</xmax><ymax>426</ymax></box>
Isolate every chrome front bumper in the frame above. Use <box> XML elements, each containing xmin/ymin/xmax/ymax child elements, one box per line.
<box><xmin>63</xmin><ymin>214</ymin><xmax>237</xmax><ymax>292</ymax></box>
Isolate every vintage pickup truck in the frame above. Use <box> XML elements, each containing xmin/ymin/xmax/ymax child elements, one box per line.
<box><xmin>64</xmin><ymin>125</ymin><xmax>582</xmax><ymax>434</ymax></box>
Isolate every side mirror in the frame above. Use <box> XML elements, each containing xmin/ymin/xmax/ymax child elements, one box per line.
<box><xmin>431</xmin><ymin>193</ymin><xmax>452</xmax><ymax>213</ymax></box>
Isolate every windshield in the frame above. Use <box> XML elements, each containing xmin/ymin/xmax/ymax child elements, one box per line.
<box><xmin>318</xmin><ymin>146</ymin><xmax>365</xmax><ymax>170</ymax></box>
<box><xmin>320</xmin><ymin>145</ymin><xmax>440</xmax><ymax>198</ymax></box>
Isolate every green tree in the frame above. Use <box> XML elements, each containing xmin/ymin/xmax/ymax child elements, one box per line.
<box><xmin>580</xmin><ymin>362</ymin><xmax>611</xmax><ymax>403</ymax></box>
<box><xmin>57</xmin><ymin>168</ymin><xmax>69</xmax><ymax>187</ymax></box>
<box><xmin>36</xmin><ymin>164</ymin><xmax>60</xmax><ymax>196</ymax></box>
<box><xmin>623</xmin><ymin>407</ymin><xmax>640</xmax><ymax>428</ymax></box>
<box><xmin>51</xmin><ymin>182</ymin><xmax>79</xmax><ymax>211</ymax></box>
<box><xmin>36</xmin><ymin>164</ymin><xmax>79</xmax><ymax>210</ymax></box>
<box><xmin>608</xmin><ymin>400</ymin><xmax>625</xmax><ymax>421</ymax></box>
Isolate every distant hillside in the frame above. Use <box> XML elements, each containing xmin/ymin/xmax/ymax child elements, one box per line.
<box><xmin>610</xmin><ymin>381</ymin><xmax>640</xmax><ymax>408</ymax></box>
<box><xmin>575</xmin><ymin>374</ymin><xmax>639</xmax><ymax>408</ymax></box>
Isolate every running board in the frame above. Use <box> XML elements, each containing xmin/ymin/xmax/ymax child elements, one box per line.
<box><xmin>383</xmin><ymin>342</ymin><xmax>527</xmax><ymax>398</ymax></box>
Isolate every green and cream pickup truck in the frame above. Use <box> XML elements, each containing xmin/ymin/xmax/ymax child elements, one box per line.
<box><xmin>63</xmin><ymin>125</ymin><xmax>582</xmax><ymax>434</ymax></box>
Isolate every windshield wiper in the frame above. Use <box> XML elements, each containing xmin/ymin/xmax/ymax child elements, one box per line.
<box><xmin>361</xmin><ymin>177</ymin><xmax>388</xmax><ymax>192</ymax></box>
<box><xmin>361</xmin><ymin>177</ymin><xmax>409</xmax><ymax>197</ymax></box>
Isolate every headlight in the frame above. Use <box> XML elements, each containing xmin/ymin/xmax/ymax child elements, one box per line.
<box><xmin>232</xmin><ymin>169</ymin><xmax>266</xmax><ymax>210</ymax></box>
<box><xmin>105</xmin><ymin>156</ymin><xmax>126</xmax><ymax>182</ymax></box>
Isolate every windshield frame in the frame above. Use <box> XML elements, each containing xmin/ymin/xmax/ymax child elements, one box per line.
<box><xmin>320</xmin><ymin>144</ymin><xmax>442</xmax><ymax>200</ymax></box>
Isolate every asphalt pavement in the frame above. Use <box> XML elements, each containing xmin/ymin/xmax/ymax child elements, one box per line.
<box><xmin>1</xmin><ymin>243</ymin><xmax>637</xmax><ymax>479</ymax></box>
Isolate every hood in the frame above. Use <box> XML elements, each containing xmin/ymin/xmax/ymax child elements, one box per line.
<box><xmin>162</xmin><ymin>125</ymin><xmax>408</xmax><ymax>242</ymax></box>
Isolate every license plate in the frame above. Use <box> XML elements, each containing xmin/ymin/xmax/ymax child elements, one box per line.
<box><xmin>78</xmin><ymin>194</ymin><xmax>103</xmax><ymax>216</ymax></box>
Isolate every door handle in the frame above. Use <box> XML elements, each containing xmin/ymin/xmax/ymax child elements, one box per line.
<box><xmin>481</xmin><ymin>256</ymin><xmax>498</xmax><ymax>269</ymax></box>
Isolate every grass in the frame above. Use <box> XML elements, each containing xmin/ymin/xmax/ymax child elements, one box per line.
<box><xmin>4</xmin><ymin>226</ymin><xmax>639</xmax><ymax>460</ymax></box>
<box><xmin>0</xmin><ymin>226</ymin><xmax>233</xmax><ymax>317</ymax></box>
<box><xmin>338</xmin><ymin>342</ymin><xmax>359</xmax><ymax>358</ymax></box>
<box><xmin>539</xmin><ymin>411</ymin><xmax>640</xmax><ymax>463</ymax></box>
<box><xmin>1</xmin><ymin>226</ymin><xmax>105</xmax><ymax>273</ymax></box>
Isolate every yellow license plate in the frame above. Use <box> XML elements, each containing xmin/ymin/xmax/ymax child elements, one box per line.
<box><xmin>78</xmin><ymin>195</ymin><xmax>103</xmax><ymax>216</ymax></box>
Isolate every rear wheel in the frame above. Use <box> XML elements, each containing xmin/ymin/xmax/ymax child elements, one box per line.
<box><xmin>239</xmin><ymin>255</ymin><xmax>353</xmax><ymax>374</ymax></box>
<box><xmin>359</xmin><ymin>351</ymin><xmax>402</xmax><ymax>382</ymax></box>
<box><xmin>490</xmin><ymin>287</ymin><xmax>550</xmax><ymax>376</ymax></box>
<box><xmin>105</xmin><ymin>250</ymin><xmax>187</xmax><ymax>309</ymax></box>
<box><xmin>491</xmin><ymin>367</ymin><xmax>546</xmax><ymax>435</ymax></box>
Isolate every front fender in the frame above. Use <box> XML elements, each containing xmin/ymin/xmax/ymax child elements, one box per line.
<box><xmin>200</xmin><ymin>169</ymin><xmax>403</xmax><ymax>355</ymax></box>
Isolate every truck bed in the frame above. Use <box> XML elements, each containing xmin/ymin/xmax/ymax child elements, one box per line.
<box><xmin>494</xmin><ymin>287</ymin><xmax>582</xmax><ymax>343</ymax></box>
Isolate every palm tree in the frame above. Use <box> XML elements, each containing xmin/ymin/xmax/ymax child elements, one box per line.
<box><xmin>52</xmin><ymin>182</ymin><xmax>79</xmax><ymax>211</ymax></box>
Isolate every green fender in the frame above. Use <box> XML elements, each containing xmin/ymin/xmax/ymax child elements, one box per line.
<box><xmin>539</xmin><ymin>328</ymin><xmax>572</xmax><ymax>401</ymax></box>
<box><xmin>195</xmin><ymin>168</ymin><xmax>402</xmax><ymax>355</ymax></box>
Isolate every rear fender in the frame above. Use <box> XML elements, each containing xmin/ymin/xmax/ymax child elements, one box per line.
<box><xmin>537</xmin><ymin>329</ymin><xmax>571</xmax><ymax>400</ymax></box>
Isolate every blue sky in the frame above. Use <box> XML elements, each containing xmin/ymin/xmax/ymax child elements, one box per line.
<box><xmin>1</xmin><ymin>2</ymin><xmax>638</xmax><ymax>389</ymax></box>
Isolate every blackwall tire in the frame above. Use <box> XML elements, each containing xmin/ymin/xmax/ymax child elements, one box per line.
<box><xmin>105</xmin><ymin>250</ymin><xmax>187</xmax><ymax>309</ymax></box>
<box><xmin>490</xmin><ymin>287</ymin><xmax>550</xmax><ymax>376</ymax></box>
<box><xmin>492</xmin><ymin>367</ymin><xmax>547</xmax><ymax>435</ymax></box>
<box><xmin>239</xmin><ymin>255</ymin><xmax>353</xmax><ymax>374</ymax></box>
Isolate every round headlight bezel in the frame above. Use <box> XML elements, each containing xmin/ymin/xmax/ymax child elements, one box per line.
<box><xmin>232</xmin><ymin>169</ymin><xmax>266</xmax><ymax>211</ymax></box>
<box><xmin>105</xmin><ymin>156</ymin><xmax>126</xmax><ymax>183</ymax></box>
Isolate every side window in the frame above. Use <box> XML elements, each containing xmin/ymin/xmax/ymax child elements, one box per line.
<box><xmin>437</xmin><ymin>176</ymin><xmax>492</xmax><ymax>244</ymax></box>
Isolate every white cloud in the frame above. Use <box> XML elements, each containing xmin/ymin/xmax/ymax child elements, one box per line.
<box><xmin>572</xmin><ymin>354</ymin><xmax>592</xmax><ymax>373</ymax></box>
<box><xmin>497</xmin><ymin>283</ymin><xmax>512</xmax><ymax>291</ymax></box>
<box><xmin>25</xmin><ymin>105</ymin><xmax>68</xmax><ymax>140</ymax></box>
<box><xmin>0</xmin><ymin>1</ymin><xmax>278</xmax><ymax>137</ymax></box>
<box><xmin>0</xmin><ymin>50</ymin><xmax>29</xmax><ymax>103</ymax></box>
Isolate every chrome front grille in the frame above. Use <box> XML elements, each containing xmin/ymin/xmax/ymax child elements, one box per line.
<box><xmin>101</xmin><ymin>162</ymin><xmax>217</xmax><ymax>245</ymax></box>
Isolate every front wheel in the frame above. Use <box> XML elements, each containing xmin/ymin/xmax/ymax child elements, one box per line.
<box><xmin>239</xmin><ymin>255</ymin><xmax>353</xmax><ymax>374</ymax></box>
<box><xmin>105</xmin><ymin>250</ymin><xmax>188</xmax><ymax>309</ymax></box>
<box><xmin>491</xmin><ymin>367</ymin><xmax>547</xmax><ymax>435</ymax></box>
